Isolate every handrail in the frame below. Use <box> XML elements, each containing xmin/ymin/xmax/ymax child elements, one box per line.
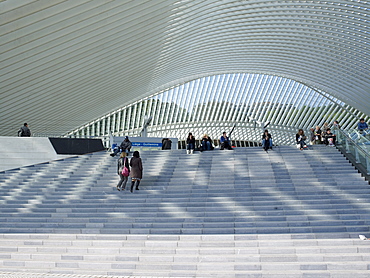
<box><xmin>333</xmin><ymin>126</ymin><xmax>370</xmax><ymax>175</ymax></box>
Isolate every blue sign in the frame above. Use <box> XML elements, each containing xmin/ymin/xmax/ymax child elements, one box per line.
<box><xmin>131</xmin><ymin>142</ymin><xmax>162</xmax><ymax>147</ymax></box>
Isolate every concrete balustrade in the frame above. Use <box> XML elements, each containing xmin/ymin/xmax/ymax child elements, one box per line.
<box><xmin>0</xmin><ymin>137</ymin><xmax>74</xmax><ymax>172</ymax></box>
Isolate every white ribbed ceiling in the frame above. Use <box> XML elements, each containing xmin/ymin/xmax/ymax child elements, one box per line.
<box><xmin>0</xmin><ymin>0</ymin><xmax>369</xmax><ymax>136</ymax></box>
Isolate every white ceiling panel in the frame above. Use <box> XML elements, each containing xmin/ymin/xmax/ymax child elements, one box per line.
<box><xmin>0</xmin><ymin>0</ymin><xmax>369</xmax><ymax>136</ymax></box>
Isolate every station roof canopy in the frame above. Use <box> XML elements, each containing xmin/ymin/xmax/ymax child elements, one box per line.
<box><xmin>0</xmin><ymin>0</ymin><xmax>369</xmax><ymax>136</ymax></box>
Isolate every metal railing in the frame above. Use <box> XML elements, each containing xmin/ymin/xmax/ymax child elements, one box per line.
<box><xmin>333</xmin><ymin>127</ymin><xmax>370</xmax><ymax>175</ymax></box>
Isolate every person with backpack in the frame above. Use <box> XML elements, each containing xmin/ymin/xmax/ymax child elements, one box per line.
<box><xmin>116</xmin><ymin>152</ymin><xmax>130</xmax><ymax>191</ymax></box>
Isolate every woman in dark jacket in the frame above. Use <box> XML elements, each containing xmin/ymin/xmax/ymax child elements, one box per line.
<box><xmin>116</xmin><ymin>152</ymin><xmax>130</xmax><ymax>191</ymax></box>
<box><xmin>130</xmin><ymin>151</ymin><xmax>143</xmax><ymax>192</ymax></box>
<box><xmin>314</xmin><ymin>126</ymin><xmax>322</xmax><ymax>144</ymax></box>
<box><xmin>323</xmin><ymin>128</ymin><xmax>336</xmax><ymax>146</ymax></box>
<box><xmin>186</xmin><ymin>132</ymin><xmax>195</xmax><ymax>154</ymax></box>
<box><xmin>262</xmin><ymin>130</ymin><xmax>272</xmax><ymax>152</ymax></box>
<box><xmin>296</xmin><ymin>129</ymin><xmax>307</xmax><ymax>150</ymax></box>
<box><xmin>201</xmin><ymin>134</ymin><xmax>213</xmax><ymax>151</ymax></box>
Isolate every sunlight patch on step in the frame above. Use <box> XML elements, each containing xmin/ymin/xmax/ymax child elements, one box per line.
<box><xmin>160</xmin><ymin>202</ymin><xmax>193</xmax><ymax>218</ymax></box>
<box><xmin>17</xmin><ymin>197</ymin><xmax>44</xmax><ymax>214</ymax></box>
<box><xmin>254</xmin><ymin>180</ymin><xmax>355</xmax><ymax>221</ymax></box>
<box><xmin>208</xmin><ymin>196</ymin><xmax>251</xmax><ymax>215</ymax></box>
<box><xmin>105</xmin><ymin>212</ymin><xmax>129</xmax><ymax>218</ymax></box>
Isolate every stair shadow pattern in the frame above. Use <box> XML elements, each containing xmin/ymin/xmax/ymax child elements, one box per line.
<box><xmin>0</xmin><ymin>146</ymin><xmax>369</xmax><ymax>237</ymax></box>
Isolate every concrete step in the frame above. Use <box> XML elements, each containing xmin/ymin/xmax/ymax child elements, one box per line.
<box><xmin>1</xmin><ymin>146</ymin><xmax>370</xmax><ymax>276</ymax></box>
<box><xmin>0</xmin><ymin>234</ymin><xmax>369</xmax><ymax>277</ymax></box>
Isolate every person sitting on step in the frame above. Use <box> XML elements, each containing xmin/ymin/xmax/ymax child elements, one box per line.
<box><xmin>186</xmin><ymin>132</ymin><xmax>195</xmax><ymax>154</ymax></box>
<box><xmin>262</xmin><ymin>129</ymin><xmax>272</xmax><ymax>152</ymax></box>
<box><xmin>313</xmin><ymin>126</ymin><xmax>322</xmax><ymax>144</ymax></box>
<box><xmin>220</xmin><ymin>132</ymin><xmax>233</xmax><ymax>150</ymax></box>
<box><xmin>323</xmin><ymin>128</ymin><xmax>336</xmax><ymax>146</ymax></box>
<box><xmin>358</xmin><ymin>118</ymin><xmax>369</xmax><ymax>136</ymax></box>
<box><xmin>111</xmin><ymin>136</ymin><xmax>132</xmax><ymax>157</ymax></box>
<box><xmin>162</xmin><ymin>138</ymin><xmax>172</xmax><ymax>150</ymax></box>
<box><xmin>296</xmin><ymin>129</ymin><xmax>307</xmax><ymax>150</ymax></box>
<box><xmin>200</xmin><ymin>134</ymin><xmax>213</xmax><ymax>151</ymax></box>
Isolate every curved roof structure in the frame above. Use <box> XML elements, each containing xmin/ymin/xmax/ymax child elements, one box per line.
<box><xmin>1</xmin><ymin>0</ymin><xmax>369</xmax><ymax>137</ymax></box>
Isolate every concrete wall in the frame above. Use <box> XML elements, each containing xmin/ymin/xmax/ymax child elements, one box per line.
<box><xmin>49</xmin><ymin>137</ymin><xmax>105</xmax><ymax>154</ymax></box>
<box><xmin>0</xmin><ymin>137</ymin><xmax>58</xmax><ymax>172</ymax></box>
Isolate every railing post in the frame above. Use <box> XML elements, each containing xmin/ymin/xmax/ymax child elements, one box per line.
<box><xmin>338</xmin><ymin>130</ymin><xmax>342</xmax><ymax>145</ymax></box>
<box><xmin>355</xmin><ymin>147</ymin><xmax>360</xmax><ymax>163</ymax></box>
<box><xmin>345</xmin><ymin>137</ymin><xmax>350</xmax><ymax>153</ymax></box>
<box><xmin>366</xmin><ymin>156</ymin><xmax>370</xmax><ymax>175</ymax></box>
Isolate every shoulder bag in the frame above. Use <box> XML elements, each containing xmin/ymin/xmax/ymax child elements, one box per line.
<box><xmin>121</xmin><ymin>157</ymin><xmax>129</xmax><ymax>177</ymax></box>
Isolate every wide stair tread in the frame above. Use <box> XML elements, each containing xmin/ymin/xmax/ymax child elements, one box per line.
<box><xmin>1</xmin><ymin>145</ymin><xmax>370</xmax><ymax>277</ymax></box>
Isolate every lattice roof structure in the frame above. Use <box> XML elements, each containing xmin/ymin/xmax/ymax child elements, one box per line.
<box><xmin>1</xmin><ymin>1</ymin><xmax>369</xmax><ymax>139</ymax></box>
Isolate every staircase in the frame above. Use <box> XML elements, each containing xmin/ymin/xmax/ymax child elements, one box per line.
<box><xmin>0</xmin><ymin>146</ymin><xmax>369</xmax><ymax>277</ymax></box>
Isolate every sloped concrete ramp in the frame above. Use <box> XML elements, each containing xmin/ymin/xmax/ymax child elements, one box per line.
<box><xmin>0</xmin><ymin>137</ymin><xmax>59</xmax><ymax>172</ymax></box>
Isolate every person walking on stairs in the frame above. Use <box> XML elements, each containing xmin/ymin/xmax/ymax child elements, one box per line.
<box><xmin>116</xmin><ymin>152</ymin><xmax>130</xmax><ymax>191</ymax></box>
<box><xmin>130</xmin><ymin>151</ymin><xmax>143</xmax><ymax>192</ymax></box>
